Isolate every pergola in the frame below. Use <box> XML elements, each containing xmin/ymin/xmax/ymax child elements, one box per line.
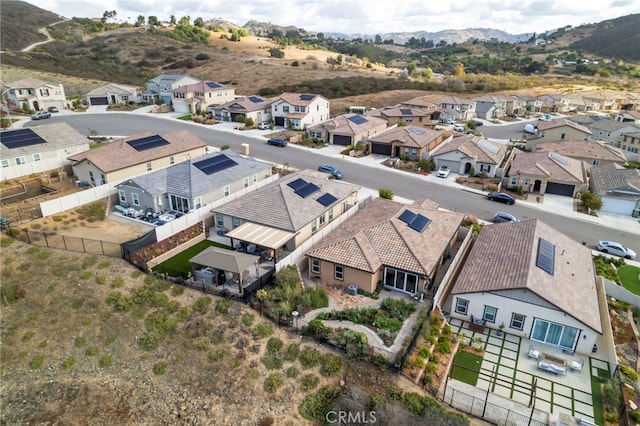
<box><xmin>189</xmin><ymin>247</ymin><xmax>260</xmax><ymax>294</ymax></box>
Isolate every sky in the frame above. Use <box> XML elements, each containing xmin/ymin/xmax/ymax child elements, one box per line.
<box><xmin>23</xmin><ymin>0</ymin><xmax>640</xmax><ymax>36</ymax></box>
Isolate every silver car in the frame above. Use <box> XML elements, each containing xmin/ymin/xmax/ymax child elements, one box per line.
<box><xmin>493</xmin><ymin>212</ymin><xmax>520</xmax><ymax>223</ymax></box>
<box><xmin>596</xmin><ymin>241</ymin><xmax>636</xmax><ymax>260</ymax></box>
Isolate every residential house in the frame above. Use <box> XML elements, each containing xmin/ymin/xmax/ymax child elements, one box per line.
<box><xmin>306</xmin><ymin>113</ymin><xmax>387</xmax><ymax>146</ymax></box>
<box><xmin>614</xmin><ymin>110</ymin><xmax>640</xmax><ymax>125</ymax></box>
<box><xmin>172</xmin><ymin>81</ymin><xmax>235</xmax><ymax>114</ymax></box>
<box><xmin>0</xmin><ymin>122</ymin><xmax>90</xmax><ymax>180</ymax></box>
<box><xmin>507</xmin><ymin>151</ymin><xmax>588</xmax><ymax>196</ymax></box>
<box><xmin>400</xmin><ymin>96</ymin><xmax>439</xmax><ymax>117</ymax></box>
<box><xmin>271</xmin><ymin>93</ymin><xmax>330</xmax><ymax>130</ymax></box>
<box><xmin>590</xmin><ymin>163</ymin><xmax>640</xmax><ymax>216</ymax></box>
<box><xmin>213</xmin><ymin>170</ymin><xmax>360</xmax><ymax>255</ymax></box>
<box><xmin>581</xmin><ymin>92</ymin><xmax>622</xmax><ymax>112</ymax></box>
<box><xmin>68</xmin><ymin>130</ymin><xmax>209</xmax><ymax>186</ymax></box>
<box><xmin>474</xmin><ymin>94</ymin><xmax>510</xmax><ymax>120</ymax></box>
<box><xmin>4</xmin><ymin>77</ymin><xmax>67</xmax><ymax>112</ymax></box>
<box><xmin>526</xmin><ymin>118</ymin><xmax>592</xmax><ymax>149</ymax></box>
<box><xmin>585</xmin><ymin>118</ymin><xmax>640</xmax><ymax>146</ymax></box>
<box><xmin>116</xmin><ymin>150</ymin><xmax>273</xmax><ymax>213</ymax></box>
<box><xmin>209</xmin><ymin>95</ymin><xmax>273</xmax><ymax>124</ymax></box>
<box><xmin>431</xmin><ymin>134</ymin><xmax>508</xmax><ymax>178</ymax></box>
<box><xmin>378</xmin><ymin>107</ymin><xmax>433</xmax><ymax>126</ymax></box>
<box><xmin>366</xmin><ymin>126</ymin><xmax>449</xmax><ymax>159</ymax></box>
<box><xmin>85</xmin><ymin>83</ymin><xmax>141</xmax><ymax>106</ymax></box>
<box><xmin>513</xmin><ymin>94</ymin><xmax>542</xmax><ymax>114</ymax></box>
<box><xmin>566</xmin><ymin>94</ymin><xmax>600</xmax><ymax>113</ymax></box>
<box><xmin>446</xmin><ymin>219</ymin><xmax>604</xmax><ymax>356</ymax></box>
<box><xmin>430</xmin><ymin>95</ymin><xmax>476</xmax><ymax>122</ymax></box>
<box><xmin>533</xmin><ymin>140</ymin><xmax>627</xmax><ymax>168</ymax></box>
<box><xmin>537</xmin><ymin>93</ymin><xmax>570</xmax><ymax>113</ymax></box>
<box><xmin>143</xmin><ymin>74</ymin><xmax>200</xmax><ymax>105</ymax></box>
<box><xmin>620</xmin><ymin>132</ymin><xmax>640</xmax><ymax>156</ymax></box>
<box><xmin>306</xmin><ymin>198</ymin><xmax>465</xmax><ymax>294</ymax></box>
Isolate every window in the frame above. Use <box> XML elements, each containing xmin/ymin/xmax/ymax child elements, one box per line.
<box><xmin>560</xmin><ymin>133</ymin><xmax>566</xmax><ymax>140</ymax></box>
<box><xmin>319</xmin><ymin>213</ymin><xmax>326</xmax><ymax>226</ymax></box>
<box><xmin>253</xmin><ymin>174</ymin><xmax>257</xmax><ymax>183</ymax></box>
<box><xmin>510</xmin><ymin>176</ymin><xmax>518</xmax><ymax>185</ymax></box>
<box><xmin>132</xmin><ymin>193</ymin><xmax>140</xmax><ymax>206</ymax></box>
<box><xmin>334</xmin><ymin>265</ymin><xmax>344</xmax><ymax>281</ymax></box>
<box><xmin>311</xmin><ymin>259</ymin><xmax>320</xmax><ymax>274</ymax></box>
<box><xmin>194</xmin><ymin>197</ymin><xmax>202</xmax><ymax>209</ymax></box>
<box><xmin>118</xmin><ymin>190</ymin><xmax>126</xmax><ymax>203</ymax></box>
<box><xmin>170</xmin><ymin>156</ymin><xmax>175</xmax><ymax>165</ymax></box>
<box><xmin>311</xmin><ymin>218</ymin><xmax>317</xmax><ymax>233</ymax></box>
<box><xmin>223</xmin><ymin>185</ymin><xmax>230</xmax><ymax>196</ymax></box>
<box><xmin>510</xmin><ymin>313</ymin><xmax>525</xmax><ymax>330</ymax></box>
<box><xmin>483</xmin><ymin>305</ymin><xmax>497</xmax><ymax>323</ymax></box>
<box><xmin>232</xmin><ymin>217</ymin><xmax>240</xmax><ymax>228</ymax></box>
<box><xmin>146</xmin><ymin>162</ymin><xmax>152</xmax><ymax>171</ymax></box>
<box><xmin>404</xmin><ymin>147</ymin><xmax>409</xmax><ymax>156</ymax></box>
<box><xmin>40</xmin><ymin>88</ymin><xmax>49</xmax><ymax>96</ymax></box>
<box><xmin>15</xmin><ymin>157</ymin><xmax>26</xmax><ymax>165</ymax></box>
<box><xmin>480</xmin><ymin>164</ymin><xmax>491</xmax><ymax>173</ymax></box>
<box><xmin>592</xmin><ymin>159</ymin><xmax>600</xmax><ymax>166</ymax></box>
<box><xmin>32</xmin><ymin>153</ymin><xmax>41</xmax><ymax>161</ymax></box>
<box><xmin>243</xmin><ymin>177</ymin><xmax>249</xmax><ymax>188</ymax></box>
<box><xmin>170</xmin><ymin>195</ymin><xmax>190</xmax><ymax>212</ymax></box>
<box><xmin>455</xmin><ymin>298</ymin><xmax>468</xmax><ymax>315</ymax></box>
<box><xmin>100</xmin><ymin>174</ymin><xmax>106</xmax><ymax>184</ymax></box>
<box><xmin>283</xmin><ymin>106</ymin><xmax>289</xmax><ymax>113</ymax></box>
<box><xmin>216</xmin><ymin>213</ymin><xmax>224</xmax><ymax>227</ymax></box>
<box><xmin>523</xmin><ymin>178</ymin><xmax>530</xmax><ymax>187</ymax></box>
<box><xmin>1</xmin><ymin>159</ymin><xmax>9</xmax><ymax>168</ymax></box>
<box><xmin>328</xmin><ymin>208</ymin><xmax>334</xmax><ymax>221</ymax></box>
<box><xmin>531</xmin><ymin>318</ymin><xmax>579</xmax><ymax>351</ymax></box>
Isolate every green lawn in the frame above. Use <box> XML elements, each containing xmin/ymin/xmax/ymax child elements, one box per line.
<box><xmin>152</xmin><ymin>240</ymin><xmax>231</xmax><ymax>277</ymax></box>
<box><xmin>589</xmin><ymin>366</ymin><xmax>608</xmax><ymax>426</ymax></box>
<box><xmin>618</xmin><ymin>265</ymin><xmax>640</xmax><ymax>295</ymax></box>
<box><xmin>451</xmin><ymin>350</ymin><xmax>483</xmax><ymax>386</ymax></box>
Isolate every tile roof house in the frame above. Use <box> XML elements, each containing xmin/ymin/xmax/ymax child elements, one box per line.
<box><xmin>4</xmin><ymin>77</ymin><xmax>67</xmax><ymax>112</ymax></box>
<box><xmin>507</xmin><ymin>151</ymin><xmax>588</xmax><ymax>197</ymax></box>
<box><xmin>526</xmin><ymin>118</ymin><xmax>593</xmax><ymax>149</ymax></box>
<box><xmin>306</xmin><ymin>113</ymin><xmax>387</xmax><ymax>146</ymax></box>
<box><xmin>213</xmin><ymin>170</ymin><xmax>360</xmax><ymax>255</ymax></box>
<box><xmin>533</xmin><ymin>140</ymin><xmax>627</xmax><ymax>168</ymax></box>
<box><xmin>614</xmin><ymin>110</ymin><xmax>640</xmax><ymax>125</ymax></box>
<box><xmin>474</xmin><ymin>94</ymin><xmax>510</xmax><ymax>120</ymax></box>
<box><xmin>400</xmin><ymin>96</ymin><xmax>438</xmax><ymax>115</ymax></box>
<box><xmin>537</xmin><ymin>93</ymin><xmax>570</xmax><ymax>113</ymax></box>
<box><xmin>116</xmin><ymin>150</ymin><xmax>273</xmax><ymax>214</ymax></box>
<box><xmin>446</xmin><ymin>219</ymin><xmax>604</xmax><ymax>356</ymax></box>
<box><xmin>513</xmin><ymin>94</ymin><xmax>542</xmax><ymax>114</ymax></box>
<box><xmin>366</xmin><ymin>126</ymin><xmax>450</xmax><ymax>159</ymax></box>
<box><xmin>378</xmin><ymin>107</ymin><xmax>434</xmax><ymax>126</ymax></box>
<box><xmin>0</xmin><ymin>122</ymin><xmax>90</xmax><ymax>180</ymax></box>
<box><xmin>620</xmin><ymin>131</ymin><xmax>640</xmax><ymax>156</ymax></box>
<box><xmin>590</xmin><ymin>163</ymin><xmax>640</xmax><ymax>216</ymax></box>
<box><xmin>431</xmin><ymin>134</ymin><xmax>508</xmax><ymax>178</ymax></box>
<box><xmin>271</xmin><ymin>93</ymin><xmax>330</xmax><ymax>130</ymax></box>
<box><xmin>566</xmin><ymin>94</ymin><xmax>600</xmax><ymax>113</ymax></box>
<box><xmin>430</xmin><ymin>95</ymin><xmax>476</xmax><ymax>122</ymax></box>
<box><xmin>585</xmin><ymin>118</ymin><xmax>640</xmax><ymax>146</ymax></box>
<box><xmin>172</xmin><ymin>81</ymin><xmax>235</xmax><ymax>114</ymax></box>
<box><xmin>306</xmin><ymin>198</ymin><xmax>465</xmax><ymax>294</ymax></box>
<box><xmin>209</xmin><ymin>95</ymin><xmax>274</xmax><ymax>124</ymax></box>
<box><xmin>85</xmin><ymin>83</ymin><xmax>141</xmax><ymax>106</ymax></box>
<box><xmin>68</xmin><ymin>130</ymin><xmax>209</xmax><ymax>186</ymax></box>
<box><xmin>143</xmin><ymin>74</ymin><xmax>200</xmax><ymax>105</ymax></box>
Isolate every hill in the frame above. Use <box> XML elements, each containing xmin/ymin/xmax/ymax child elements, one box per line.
<box><xmin>0</xmin><ymin>0</ymin><xmax>63</xmax><ymax>51</ymax></box>
<box><xmin>569</xmin><ymin>13</ymin><xmax>640</xmax><ymax>62</ymax></box>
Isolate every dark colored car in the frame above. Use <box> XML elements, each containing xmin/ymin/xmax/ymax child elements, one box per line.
<box><xmin>317</xmin><ymin>164</ymin><xmax>343</xmax><ymax>179</ymax></box>
<box><xmin>473</xmin><ymin>119</ymin><xmax>484</xmax><ymax>126</ymax></box>
<box><xmin>48</xmin><ymin>106</ymin><xmax>59</xmax><ymax>113</ymax></box>
<box><xmin>486</xmin><ymin>192</ymin><xmax>515</xmax><ymax>205</ymax></box>
<box><xmin>267</xmin><ymin>137</ymin><xmax>287</xmax><ymax>147</ymax></box>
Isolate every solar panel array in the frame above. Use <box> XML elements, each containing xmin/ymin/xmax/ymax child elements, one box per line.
<box><xmin>408</xmin><ymin>127</ymin><xmax>425</xmax><ymax>135</ymax></box>
<box><xmin>287</xmin><ymin>178</ymin><xmax>308</xmax><ymax>191</ymax></box>
<box><xmin>299</xmin><ymin>94</ymin><xmax>314</xmax><ymax>101</ymax></box>
<box><xmin>296</xmin><ymin>182</ymin><xmax>320</xmax><ymax>198</ymax></box>
<box><xmin>550</xmin><ymin>153</ymin><xmax>569</xmax><ymax>165</ymax></box>
<box><xmin>477</xmin><ymin>139</ymin><xmax>500</xmax><ymax>155</ymax></box>
<box><xmin>536</xmin><ymin>238</ymin><xmax>555</xmax><ymax>275</ymax></box>
<box><xmin>316</xmin><ymin>193</ymin><xmax>337</xmax><ymax>207</ymax></box>
<box><xmin>348</xmin><ymin>115</ymin><xmax>367</xmax><ymax>125</ymax></box>
<box><xmin>400</xmin><ymin>108</ymin><xmax>412</xmax><ymax>115</ymax></box>
<box><xmin>398</xmin><ymin>209</ymin><xmax>431</xmax><ymax>233</ymax></box>
<box><xmin>206</xmin><ymin>82</ymin><xmax>222</xmax><ymax>88</ymax></box>
<box><xmin>127</xmin><ymin>135</ymin><xmax>170</xmax><ymax>151</ymax></box>
<box><xmin>248</xmin><ymin>96</ymin><xmax>263</xmax><ymax>103</ymax></box>
<box><xmin>0</xmin><ymin>128</ymin><xmax>46</xmax><ymax>149</ymax></box>
<box><xmin>193</xmin><ymin>154</ymin><xmax>238</xmax><ymax>175</ymax></box>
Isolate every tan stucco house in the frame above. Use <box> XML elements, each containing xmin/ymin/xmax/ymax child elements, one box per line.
<box><xmin>306</xmin><ymin>113</ymin><xmax>387</xmax><ymax>146</ymax></box>
<box><xmin>172</xmin><ymin>81</ymin><xmax>235</xmax><ymax>114</ymax></box>
<box><xmin>366</xmin><ymin>126</ymin><xmax>449</xmax><ymax>159</ymax></box>
<box><xmin>507</xmin><ymin>151</ymin><xmax>588</xmax><ymax>197</ymax></box>
<box><xmin>431</xmin><ymin>134</ymin><xmax>508</xmax><ymax>178</ymax></box>
<box><xmin>5</xmin><ymin>77</ymin><xmax>67</xmax><ymax>112</ymax></box>
<box><xmin>533</xmin><ymin>140</ymin><xmax>627</xmax><ymax>168</ymax></box>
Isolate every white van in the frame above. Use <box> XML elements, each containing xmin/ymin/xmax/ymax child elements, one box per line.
<box><xmin>523</xmin><ymin>124</ymin><xmax>536</xmax><ymax>134</ymax></box>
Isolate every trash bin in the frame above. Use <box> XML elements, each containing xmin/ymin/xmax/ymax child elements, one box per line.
<box><xmin>347</xmin><ymin>285</ymin><xmax>358</xmax><ymax>296</ymax></box>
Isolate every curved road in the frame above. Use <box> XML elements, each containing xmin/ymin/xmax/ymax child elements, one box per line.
<box><xmin>26</xmin><ymin>113</ymin><xmax>639</xmax><ymax>252</ymax></box>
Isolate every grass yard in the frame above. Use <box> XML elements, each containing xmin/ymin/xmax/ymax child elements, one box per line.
<box><xmin>618</xmin><ymin>265</ymin><xmax>640</xmax><ymax>296</ymax></box>
<box><xmin>152</xmin><ymin>240</ymin><xmax>231</xmax><ymax>276</ymax></box>
<box><xmin>451</xmin><ymin>351</ymin><xmax>483</xmax><ymax>386</ymax></box>
<box><xmin>177</xmin><ymin>115</ymin><xmax>192</xmax><ymax>121</ymax></box>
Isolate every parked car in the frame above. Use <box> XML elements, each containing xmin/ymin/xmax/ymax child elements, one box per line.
<box><xmin>453</xmin><ymin>124</ymin><xmax>465</xmax><ymax>132</ymax></box>
<box><xmin>257</xmin><ymin>122</ymin><xmax>269</xmax><ymax>130</ymax></box>
<box><xmin>47</xmin><ymin>106</ymin><xmax>59</xmax><ymax>113</ymax></box>
<box><xmin>472</xmin><ymin>119</ymin><xmax>484</xmax><ymax>126</ymax></box>
<box><xmin>436</xmin><ymin>165</ymin><xmax>450</xmax><ymax>178</ymax></box>
<box><xmin>486</xmin><ymin>192</ymin><xmax>516</xmax><ymax>205</ymax></box>
<box><xmin>441</xmin><ymin>118</ymin><xmax>455</xmax><ymax>125</ymax></box>
<box><xmin>493</xmin><ymin>212</ymin><xmax>520</xmax><ymax>223</ymax></box>
<box><xmin>523</xmin><ymin>124</ymin><xmax>536</xmax><ymax>134</ymax></box>
<box><xmin>267</xmin><ymin>137</ymin><xmax>287</xmax><ymax>147</ymax></box>
<box><xmin>596</xmin><ymin>241</ymin><xmax>636</xmax><ymax>260</ymax></box>
<box><xmin>317</xmin><ymin>164</ymin><xmax>343</xmax><ymax>179</ymax></box>
<box><xmin>31</xmin><ymin>111</ymin><xmax>51</xmax><ymax>120</ymax></box>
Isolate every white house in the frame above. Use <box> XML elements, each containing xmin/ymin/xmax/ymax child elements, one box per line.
<box><xmin>590</xmin><ymin>163</ymin><xmax>640</xmax><ymax>217</ymax></box>
<box><xmin>209</xmin><ymin>95</ymin><xmax>274</xmax><ymax>124</ymax></box>
<box><xmin>430</xmin><ymin>134</ymin><xmax>507</xmax><ymax>178</ymax></box>
<box><xmin>4</xmin><ymin>77</ymin><xmax>67</xmax><ymax>112</ymax></box>
<box><xmin>85</xmin><ymin>83</ymin><xmax>142</xmax><ymax>106</ymax></box>
<box><xmin>271</xmin><ymin>93</ymin><xmax>330</xmax><ymax>130</ymax></box>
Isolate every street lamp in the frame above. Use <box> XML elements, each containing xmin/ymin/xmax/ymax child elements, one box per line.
<box><xmin>292</xmin><ymin>310</ymin><xmax>299</xmax><ymax>333</ymax></box>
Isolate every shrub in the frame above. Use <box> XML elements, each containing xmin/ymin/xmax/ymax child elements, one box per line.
<box><xmin>241</xmin><ymin>312</ymin><xmax>255</xmax><ymax>327</ymax></box>
<box><xmin>263</xmin><ymin>374</ymin><xmax>284</xmax><ymax>393</ymax></box>
<box><xmin>170</xmin><ymin>285</ymin><xmax>184</xmax><ymax>296</ymax></box>
<box><xmin>267</xmin><ymin>337</ymin><xmax>284</xmax><ymax>353</ymax></box>
<box><xmin>215</xmin><ymin>298</ymin><xmax>231</xmax><ymax>314</ymax></box>
<box><xmin>284</xmin><ymin>343</ymin><xmax>300</xmax><ymax>361</ymax></box>
<box><xmin>30</xmin><ymin>354</ymin><xmax>45</xmax><ymax>369</ymax></box>
<box><xmin>208</xmin><ymin>349</ymin><xmax>226</xmax><ymax>362</ymax></box>
<box><xmin>153</xmin><ymin>361</ymin><xmax>168</xmax><ymax>375</ymax></box>
<box><xmin>320</xmin><ymin>353</ymin><xmax>343</xmax><ymax>377</ymax></box>
<box><xmin>195</xmin><ymin>53</ymin><xmax>210</xmax><ymax>60</ymax></box>
<box><xmin>22</xmin><ymin>331</ymin><xmax>35</xmax><ymax>342</ymax></box>
<box><xmin>286</xmin><ymin>366</ymin><xmax>299</xmax><ymax>378</ymax></box>
<box><xmin>75</xmin><ymin>336</ymin><xmax>87</xmax><ymax>347</ymax></box>
<box><xmin>62</xmin><ymin>357</ymin><xmax>76</xmax><ymax>370</ymax></box>
<box><xmin>0</xmin><ymin>283</ymin><xmax>26</xmax><ymax>305</ymax></box>
<box><xmin>378</xmin><ymin>187</ymin><xmax>394</xmax><ymax>199</ymax></box>
<box><xmin>301</xmin><ymin>374</ymin><xmax>320</xmax><ymax>390</ymax></box>
<box><xmin>99</xmin><ymin>354</ymin><xmax>113</xmax><ymax>368</ymax></box>
<box><xmin>261</xmin><ymin>353</ymin><xmax>283</xmax><ymax>370</ymax></box>
<box><xmin>192</xmin><ymin>296</ymin><xmax>212</xmax><ymax>313</ymax></box>
<box><xmin>254</xmin><ymin>323</ymin><xmax>274</xmax><ymax>339</ymax></box>
<box><xmin>139</xmin><ymin>331</ymin><xmax>160</xmax><ymax>351</ymax></box>
<box><xmin>299</xmin><ymin>347</ymin><xmax>322</xmax><ymax>369</ymax></box>
<box><xmin>298</xmin><ymin>385</ymin><xmax>341</xmax><ymax>421</ymax></box>
<box><xmin>86</xmin><ymin>346</ymin><xmax>99</xmax><ymax>356</ymax></box>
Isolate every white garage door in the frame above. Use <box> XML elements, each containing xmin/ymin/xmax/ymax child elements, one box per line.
<box><xmin>601</xmin><ymin>197</ymin><xmax>637</xmax><ymax>216</ymax></box>
<box><xmin>436</xmin><ymin>160</ymin><xmax>459</xmax><ymax>174</ymax></box>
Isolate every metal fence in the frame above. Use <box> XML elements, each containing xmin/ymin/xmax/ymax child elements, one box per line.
<box><xmin>10</xmin><ymin>229</ymin><xmax>123</xmax><ymax>257</ymax></box>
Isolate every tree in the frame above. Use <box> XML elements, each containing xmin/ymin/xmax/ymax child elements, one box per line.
<box><xmin>256</xmin><ymin>289</ymin><xmax>268</xmax><ymax>316</ymax></box>
<box><xmin>193</xmin><ymin>17</ymin><xmax>204</xmax><ymax>27</ymax></box>
<box><xmin>581</xmin><ymin>192</ymin><xmax>603</xmax><ymax>212</ymax></box>
<box><xmin>135</xmin><ymin>15</ymin><xmax>145</xmax><ymax>27</ymax></box>
<box><xmin>169</xmin><ymin>15</ymin><xmax>176</xmax><ymax>25</ymax></box>
<box><xmin>101</xmin><ymin>10</ymin><xmax>117</xmax><ymax>23</ymax></box>
<box><xmin>147</xmin><ymin>16</ymin><xmax>159</xmax><ymax>27</ymax></box>
<box><xmin>406</xmin><ymin>62</ymin><xmax>418</xmax><ymax>76</ymax></box>
<box><xmin>453</xmin><ymin>62</ymin><xmax>466</xmax><ymax>76</ymax></box>
<box><xmin>178</xmin><ymin>16</ymin><xmax>190</xmax><ymax>26</ymax></box>
<box><xmin>374</xmin><ymin>34</ymin><xmax>382</xmax><ymax>44</ymax></box>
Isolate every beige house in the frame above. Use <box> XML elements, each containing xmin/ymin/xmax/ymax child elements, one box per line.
<box><xmin>306</xmin><ymin>113</ymin><xmax>387</xmax><ymax>146</ymax></box>
<box><xmin>507</xmin><ymin>151</ymin><xmax>588</xmax><ymax>197</ymax></box>
<box><xmin>85</xmin><ymin>83</ymin><xmax>141</xmax><ymax>106</ymax></box>
<box><xmin>526</xmin><ymin>118</ymin><xmax>593</xmax><ymax>149</ymax></box>
<box><xmin>366</xmin><ymin>126</ymin><xmax>449</xmax><ymax>159</ymax></box>
<box><xmin>209</xmin><ymin>95</ymin><xmax>273</xmax><ymax>124</ymax></box>
<box><xmin>538</xmin><ymin>93</ymin><xmax>570</xmax><ymax>113</ymax></box>
<box><xmin>172</xmin><ymin>81</ymin><xmax>235</xmax><ymax>114</ymax></box>
<box><xmin>306</xmin><ymin>198</ymin><xmax>465</xmax><ymax>294</ymax></box>
<box><xmin>400</xmin><ymin>96</ymin><xmax>439</xmax><ymax>116</ymax></box>
<box><xmin>533</xmin><ymin>140</ymin><xmax>627</xmax><ymax>168</ymax></box>
<box><xmin>4</xmin><ymin>77</ymin><xmax>67</xmax><ymax>112</ymax></box>
<box><xmin>213</xmin><ymin>170</ymin><xmax>360</xmax><ymax>257</ymax></box>
<box><xmin>68</xmin><ymin>130</ymin><xmax>209</xmax><ymax>186</ymax></box>
<box><xmin>431</xmin><ymin>134</ymin><xmax>508</xmax><ymax>178</ymax></box>
<box><xmin>446</xmin><ymin>219</ymin><xmax>605</xmax><ymax>356</ymax></box>
<box><xmin>378</xmin><ymin>106</ymin><xmax>434</xmax><ymax>126</ymax></box>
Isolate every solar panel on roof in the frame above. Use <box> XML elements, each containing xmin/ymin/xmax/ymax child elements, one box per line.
<box><xmin>408</xmin><ymin>127</ymin><xmax>425</xmax><ymax>135</ymax></box>
<box><xmin>398</xmin><ymin>209</ymin><xmax>417</xmax><ymax>224</ymax></box>
<box><xmin>127</xmin><ymin>135</ymin><xmax>170</xmax><ymax>151</ymax></box>
<box><xmin>206</xmin><ymin>82</ymin><xmax>221</xmax><ymax>88</ymax></box>
<box><xmin>193</xmin><ymin>154</ymin><xmax>237</xmax><ymax>175</ymax></box>
<box><xmin>248</xmin><ymin>96</ymin><xmax>262</xmax><ymax>103</ymax></box>
<box><xmin>408</xmin><ymin>214</ymin><xmax>431</xmax><ymax>233</ymax></box>
<box><xmin>287</xmin><ymin>178</ymin><xmax>308</xmax><ymax>191</ymax></box>
<box><xmin>347</xmin><ymin>115</ymin><xmax>367</xmax><ymax>125</ymax></box>
<box><xmin>400</xmin><ymin>108</ymin><xmax>412</xmax><ymax>115</ymax></box>
<box><xmin>0</xmin><ymin>128</ymin><xmax>46</xmax><ymax>149</ymax></box>
<box><xmin>316</xmin><ymin>193</ymin><xmax>337</xmax><ymax>207</ymax></box>
<box><xmin>299</xmin><ymin>94</ymin><xmax>314</xmax><ymax>101</ymax></box>
<box><xmin>536</xmin><ymin>238</ymin><xmax>555</xmax><ymax>275</ymax></box>
<box><xmin>295</xmin><ymin>182</ymin><xmax>320</xmax><ymax>198</ymax></box>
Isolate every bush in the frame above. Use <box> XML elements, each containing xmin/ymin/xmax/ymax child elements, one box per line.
<box><xmin>378</xmin><ymin>187</ymin><xmax>394</xmax><ymax>199</ymax></box>
<box><xmin>192</xmin><ymin>296</ymin><xmax>212</xmax><ymax>313</ymax></box>
<box><xmin>285</xmin><ymin>366</ymin><xmax>299</xmax><ymax>378</ymax></box>
<box><xmin>215</xmin><ymin>298</ymin><xmax>231</xmax><ymax>314</ymax></box>
<box><xmin>263</xmin><ymin>374</ymin><xmax>284</xmax><ymax>393</ymax></box>
<box><xmin>241</xmin><ymin>312</ymin><xmax>255</xmax><ymax>327</ymax></box>
<box><xmin>62</xmin><ymin>357</ymin><xmax>76</xmax><ymax>370</ymax></box>
<box><xmin>320</xmin><ymin>353</ymin><xmax>343</xmax><ymax>377</ymax></box>
<box><xmin>0</xmin><ymin>283</ymin><xmax>26</xmax><ymax>305</ymax></box>
<box><xmin>30</xmin><ymin>354</ymin><xmax>45</xmax><ymax>369</ymax></box>
<box><xmin>298</xmin><ymin>385</ymin><xmax>341</xmax><ymax>421</ymax></box>
<box><xmin>153</xmin><ymin>361</ymin><xmax>168</xmax><ymax>375</ymax></box>
<box><xmin>139</xmin><ymin>331</ymin><xmax>160</xmax><ymax>351</ymax></box>
<box><xmin>254</xmin><ymin>323</ymin><xmax>274</xmax><ymax>339</ymax></box>
<box><xmin>300</xmin><ymin>374</ymin><xmax>320</xmax><ymax>390</ymax></box>
<box><xmin>99</xmin><ymin>354</ymin><xmax>113</xmax><ymax>368</ymax></box>
<box><xmin>299</xmin><ymin>347</ymin><xmax>322</xmax><ymax>369</ymax></box>
<box><xmin>85</xmin><ymin>346</ymin><xmax>99</xmax><ymax>356</ymax></box>
<box><xmin>267</xmin><ymin>337</ymin><xmax>284</xmax><ymax>353</ymax></box>
<box><xmin>284</xmin><ymin>343</ymin><xmax>300</xmax><ymax>361</ymax></box>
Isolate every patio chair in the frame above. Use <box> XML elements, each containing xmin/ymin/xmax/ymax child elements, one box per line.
<box><xmin>569</xmin><ymin>358</ymin><xmax>584</xmax><ymax>372</ymax></box>
<box><xmin>246</xmin><ymin>244</ymin><xmax>257</xmax><ymax>254</ymax></box>
<box><xmin>528</xmin><ymin>345</ymin><xmax>540</xmax><ymax>359</ymax></box>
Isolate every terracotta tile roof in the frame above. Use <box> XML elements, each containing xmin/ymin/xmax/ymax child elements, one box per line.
<box><xmin>534</xmin><ymin>140</ymin><xmax>627</xmax><ymax>163</ymax></box>
<box><xmin>510</xmin><ymin>151</ymin><xmax>585</xmax><ymax>183</ymax></box>
<box><xmin>590</xmin><ymin>163</ymin><xmax>640</xmax><ymax>196</ymax></box>
<box><xmin>400</xmin><ymin>97</ymin><xmax>438</xmax><ymax>110</ymax></box>
<box><xmin>367</xmin><ymin>126</ymin><xmax>446</xmax><ymax>149</ymax></box>
<box><xmin>67</xmin><ymin>130</ymin><xmax>207</xmax><ymax>173</ymax></box>
<box><xmin>275</xmin><ymin>92</ymin><xmax>326</xmax><ymax>106</ymax></box>
<box><xmin>306</xmin><ymin>198</ymin><xmax>464</xmax><ymax>276</ymax></box>
<box><xmin>211</xmin><ymin>96</ymin><xmax>273</xmax><ymax>112</ymax></box>
<box><xmin>173</xmin><ymin>80</ymin><xmax>230</xmax><ymax>94</ymax></box>
<box><xmin>451</xmin><ymin>219</ymin><xmax>602</xmax><ymax>333</ymax></box>
<box><xmin>537</xmin><ymin>118</ymin><xmax>592</xmax><ymax>134</ymax></box>
<box><xmin>86</xmin><ymin>83</ymin><xmax>138</xmax><ymax>96</ymax></box>
<box><xmin>432</xmin><ymin>134</ymin><xmax>506</xmax><ymax>165</ymax></box>
<box><xmin>6</xmin><ymin>77</ymin><xmax>56</xmax><ymax>89</ymax></box>
<box><xmin>307</xmin><ymin>113</ymin><xmax>387</xmax><ymax>135</ymax></box>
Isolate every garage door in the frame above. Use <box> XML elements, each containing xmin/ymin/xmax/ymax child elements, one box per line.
<box><xmin>371</xmin><ymin>143</ymin><xmax>392</xmax><ymax>155</ymax></box>
<box><xmin>332</xmin><ymin>134</ymin><xmax>352</xmax><ymax>146</ymax></box>
<box><xmin>89</xmin><ymin>97</ymin><xmax>108</xmax><ymax>106</ymax></box>
<box><xmin>436</xmin><ymin>160</ymin><xmax>459</xmax><ymax>173</ymax></box>
<box><xmin>274</xmin><ymin>117</ymin><xmax>285</xmax><ymax>126</ymax></box>
<box><xmin>546</xmin><ymin>182</ymin><xmax>574</xmax><ymax>196</ymax></box>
